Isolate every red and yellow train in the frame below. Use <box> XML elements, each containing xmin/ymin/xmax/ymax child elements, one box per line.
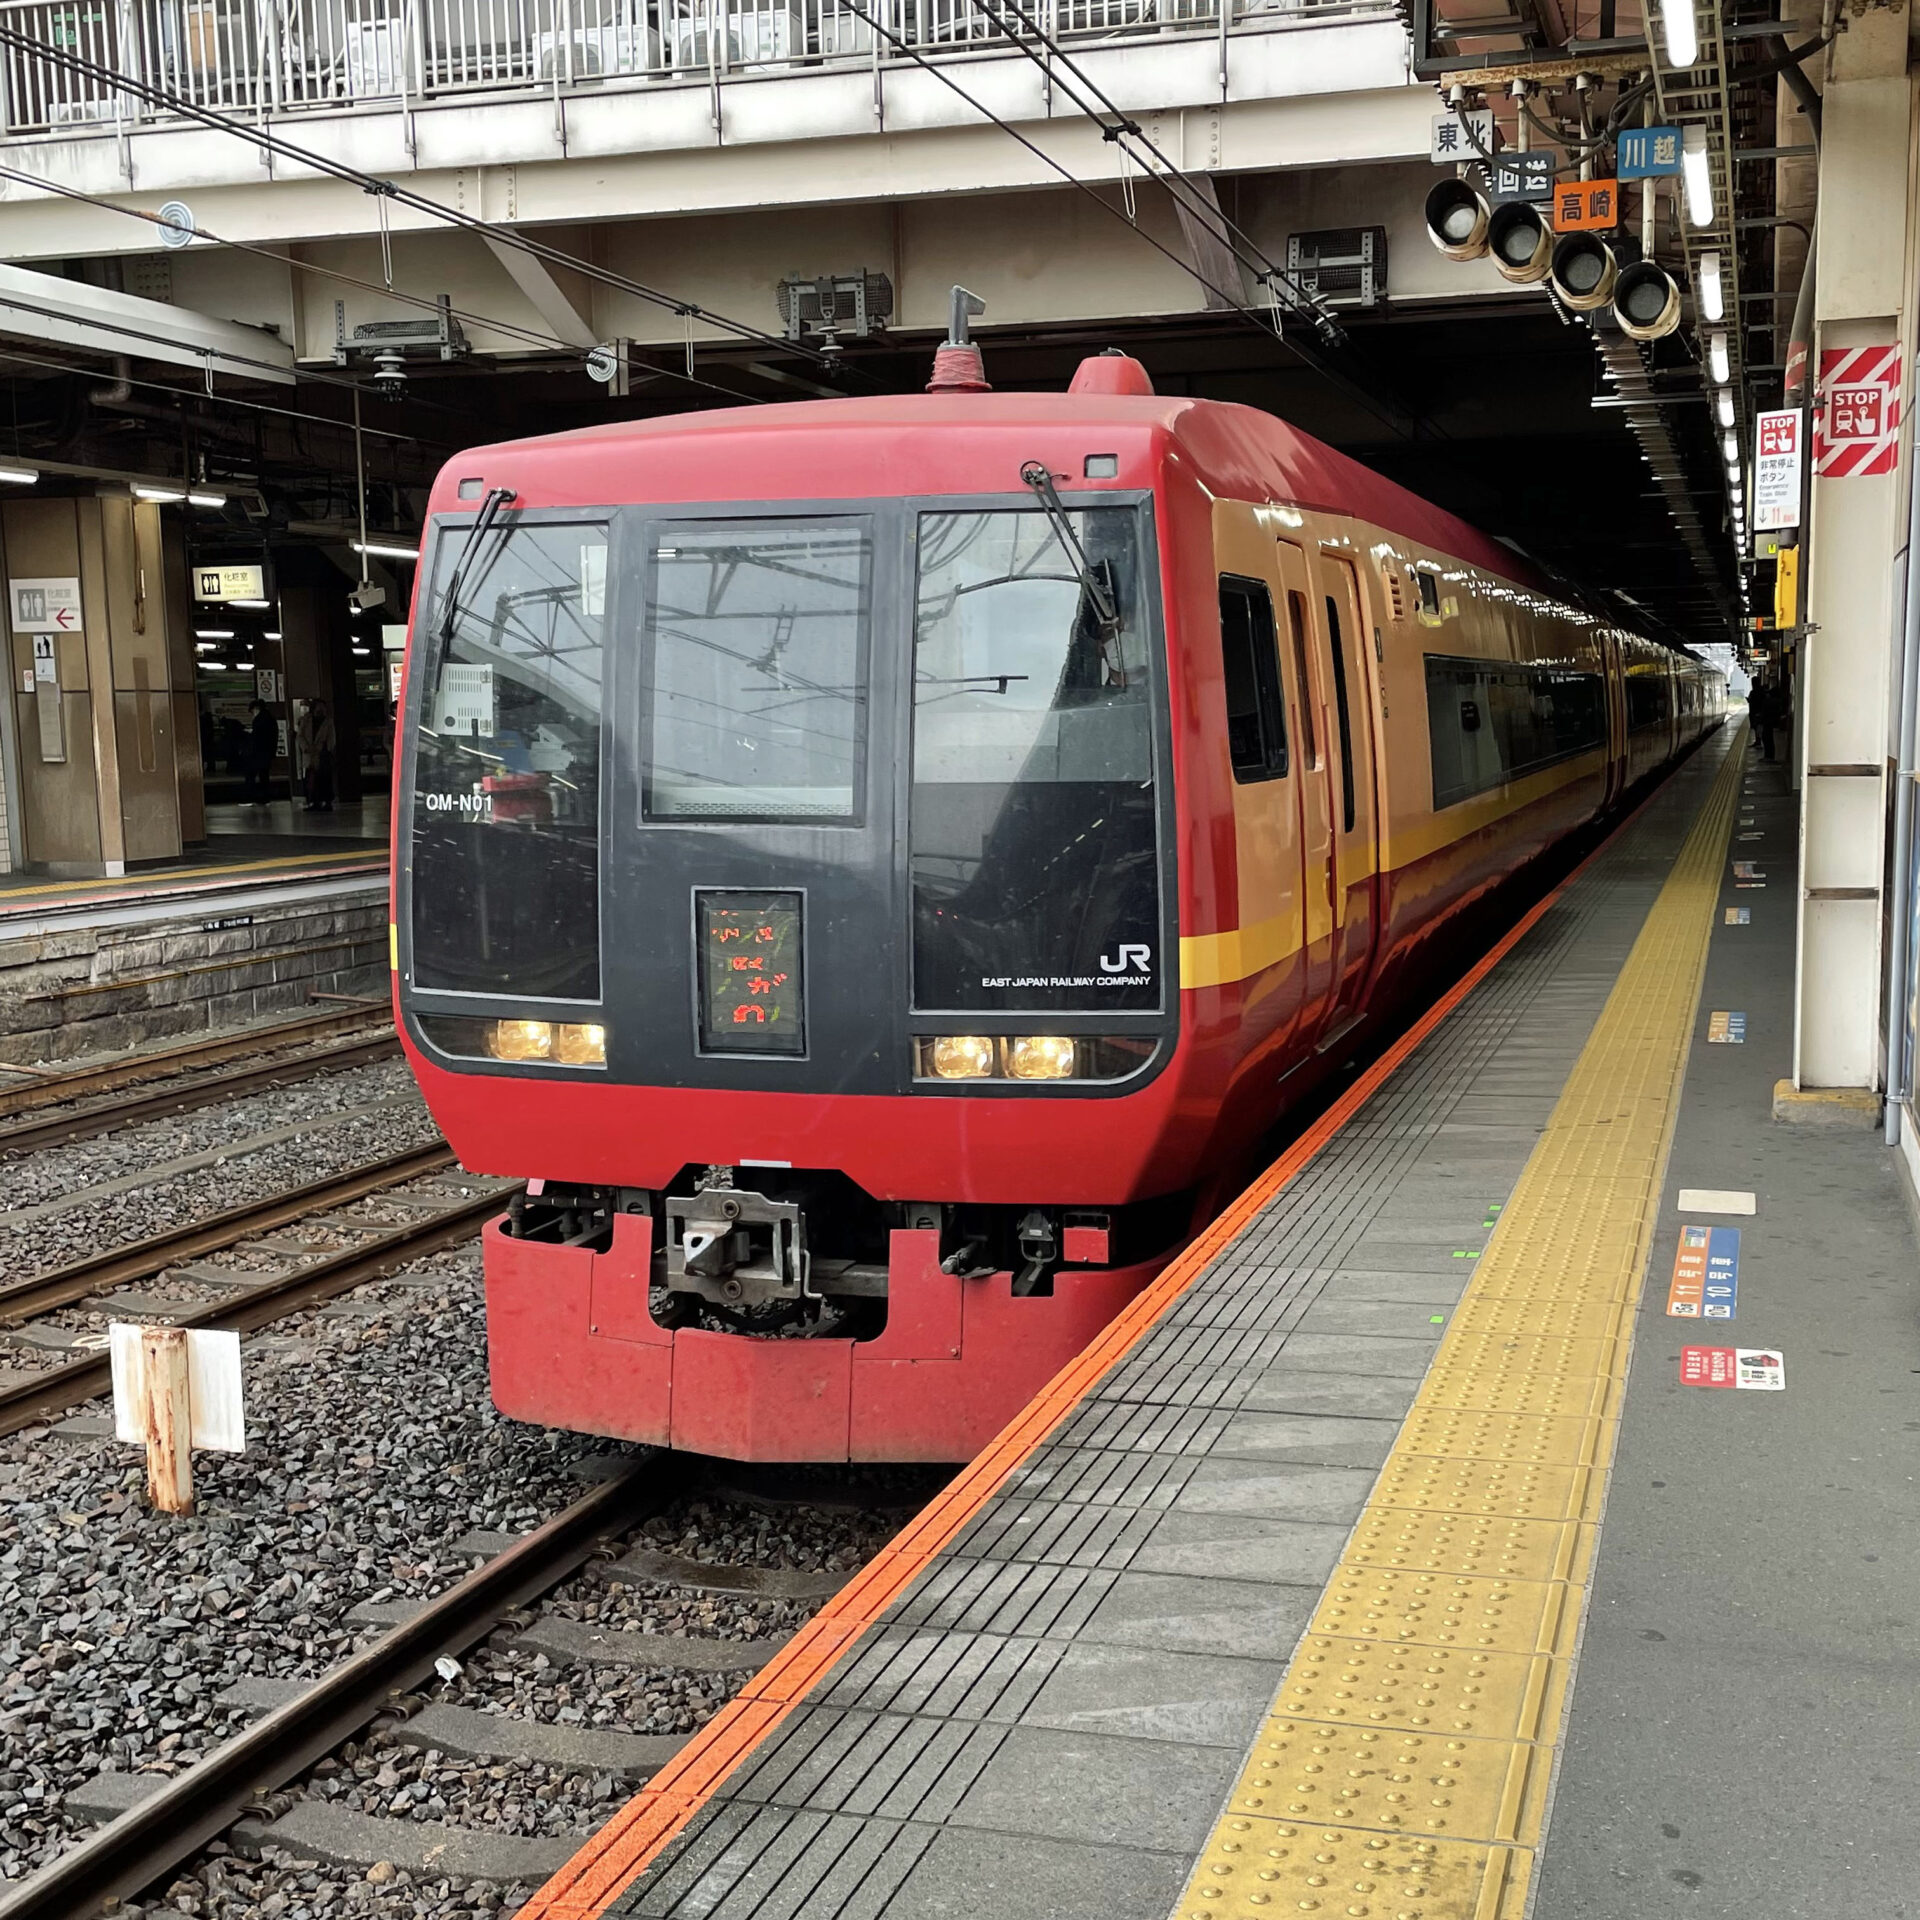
<box><xmin>392</xmin><ymin>345</ymin><xmax>1723</xmax><ymax>1463</ymax></box>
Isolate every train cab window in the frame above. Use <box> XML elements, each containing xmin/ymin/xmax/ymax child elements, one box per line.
<box><xmin>1218</xmin><ymin>575</ymin><xmax>1287</xmax><ymax>782</ymax></box>
<box><xmin>1322</xmin><ymin>594</ymin><xmax>1357</xmax><ymax>832</ymax></box>
<box><xmin>643</xmin><ymin>519</ymin><xmax>872</xmax><ymax>824</ymax></box>
<box><xmin>910</xmin><ymin>504</ymin><xmax>1161</xmax><ymax>1013</ymax></box>
<box><xmin>1285</xmin><ymin>591</ymin><xmax>1319</xmax><ymax>768</ymax></box>
<box><xmin>408</xmin><ymin>517</ymin><xmax>607</xmax><ymax>1001</ymax></box>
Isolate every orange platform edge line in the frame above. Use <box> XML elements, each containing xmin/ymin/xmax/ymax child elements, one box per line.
<box><xmin>514</xmin><ymin>803</ymin><xmax>1642</xmax><ymax>1920</ymax></box>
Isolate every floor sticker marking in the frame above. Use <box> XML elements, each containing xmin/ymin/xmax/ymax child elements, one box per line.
<box><xmin>1681</xmin><ymin>1345</ymin><xmax>1783</xmax><ymax>1390</ymax></box>
<box><xmin>1706</xmin><ymin>1010</ymin><xmax>1746</xmax><ymax>1043</ymax></box>
<box><xmin>1676</xmin><ymin>1188</ymin><xmax>1756</xmax><ymax>1215</ymax></box>
<box><xmin>1665</xmin><ymin>1225</ymin><xmax>1739</xmax><ymax>1319</ymax></box>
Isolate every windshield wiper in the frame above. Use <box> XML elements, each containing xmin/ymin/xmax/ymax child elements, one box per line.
<box><xmin>434</xmin><ymin>486</ymin><xmax>516</xmax><ymax>649</ymax></box>
<box><xmin>1018</xmin><ymin>461</ymin><xmax>1126</xmax><ymax>685</ymax></box>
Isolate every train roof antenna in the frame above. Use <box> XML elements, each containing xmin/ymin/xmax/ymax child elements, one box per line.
<box><xmin>927</xmin><ymin>286</ymin><xmax>991</xmax><ymax>393</ymax></box>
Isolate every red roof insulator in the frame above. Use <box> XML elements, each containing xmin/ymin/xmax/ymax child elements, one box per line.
<box><xmin>926</xmin><ymin>342</ymin><xmax>991</xmax><ymax>393</ymax></box>
<box><xmin>1069</xmin><ymin>353</ymin><xmax>1155</xmax><ymax>397</ymax></box>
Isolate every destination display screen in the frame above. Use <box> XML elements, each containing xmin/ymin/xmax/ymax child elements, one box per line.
<box><xmin>695</xmin><ymin>890</ymin><xmax>805</xmax><ymax>1056</ymax></box>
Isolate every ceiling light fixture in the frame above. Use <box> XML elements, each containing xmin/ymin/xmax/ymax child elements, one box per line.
<box><xmin>352</xmin><ymin>538</ymin><xmax>420</xmax><ymax>562</ymax></box>
<box><xmin>1660</xmin><ymin>0</ymin><xmax>1699</xmax><ymax>68</ymax></box>
<box><xmin>1683</xmin><ymin>126</ymin><xmax>1714</xmax><ymax>228</ymax></box>
<box><xmin>187</xmin><ymin>490</ymin><xmax>227</xmax><ymax>509</ymax></box>
<box><xmin>1699</xmin><ymin>250</ymin><xmax>1724</xmax><ymax>323</ymax></box>
<box><xmin>133</xmin><ymin>484</ymin><xmax>187</xmax><ymax>504</ymax></box>
<box><xmin>0</xmin><ymin>466</ymin><xmax>38</xmax><ymax>486</ymax></box>
<box><xmin>1709</xmin><ymin>331</ymin><xmax>1731</xmax><ymax>384</ymax></box>
<box><xmin>195</xmin><ymin>627</ymin><xmax>235</xmax><ymax>640</ymax></box>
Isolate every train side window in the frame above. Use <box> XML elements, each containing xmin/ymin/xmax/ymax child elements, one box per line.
<box><xmin>1219</xmin><ymin>575</ymin><xmax>1287</xmax><ymax>782</ymax></box>
<box><xmin>1322</xmin><ymin>593</ymin><xmax>1357</xmax><ymax>833</ymax></box>
<box><xmin>1415</xmin><ymin>570</ymin><xmax>1441</xmax><ymax>617</ymax></box>
<box><xmin>1285</xmin><ymin>591</ymin><xmax>1319</xmax><ymax>768</ymax></box>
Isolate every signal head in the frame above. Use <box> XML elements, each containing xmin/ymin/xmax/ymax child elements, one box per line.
<box><xmin>1424</xmin><ymin>179</ymin><xmax>1491</xmax><ymax>262</ymax></box>
<box><xmin>1549</xmin><ymin>231</ymin><xmax>1618</xmax><ymax>311</ymax></box>
<box><xmin>1486</xmin><ymin>201</ymin><xmax>1553</xmax><ymax>285</ymax></box>
<box><xmin>1612</xmin><ymin>259</ymin><xmax>1683</xmax><ymax>340</ymax></box>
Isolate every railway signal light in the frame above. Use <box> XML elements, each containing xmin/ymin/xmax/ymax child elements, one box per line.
<box><xmin>1549</xmin><ymin>231</ymin><xmax>1617</xmax><ymax>311</ymax></box>
<box><xmin>1486</xmin><ymin>202</ymin><xmax>1553</xmax><ymax>284</ymax></box>
<box><xmin>1424</xmin><ymin>178</ymin><xmax>1491</xmax><ymax>261</ymax></box>
<box><xmin>1613</xmin><ymin>259</ymin><xmax>1683</xmax><ymax>340</ymax></box>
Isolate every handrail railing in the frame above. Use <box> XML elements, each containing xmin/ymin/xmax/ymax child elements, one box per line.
<box><xmin>0</xmin><ymin>0</ymin><xmax>1393</xmax><ymax>135</ymax></box>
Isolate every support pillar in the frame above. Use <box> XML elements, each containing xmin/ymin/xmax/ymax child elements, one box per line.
<box><xmin>0</xmin><ymin>495</ymin><xmax>189</xmax><ymax>876</ymax></box>
<box><xmin>276</xmin><ymin>550</ymin><xmax>364</xmax><ymax>809</ymax></box>
<box><xmin>1794</xmin><ymin>5</ymin><xmax>1917</xmax><ymax>1093</ymax></box>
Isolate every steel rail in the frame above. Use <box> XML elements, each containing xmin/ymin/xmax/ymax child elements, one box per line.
<box><xmin>0</xmin><ymin>1452</ymin><xmax>687</xmax><ymax>1920</ymax></box>
<box><xmin>0</xmin><ymin>1162</ymin><xmax>516</xmax><ymax>1435</ymax></box>
<box><xmin>0</xmin><ymin>1032</ymin><xmax>401</xmax><ymax>1157</ymax></box>
<box><xmin>0</xmin><ymin>1007</ymin><xmax>392</xmax><ymax>1121</ymax></box>
<box><xmin>0</xmin><ymin>1141</ymin><xmax>458</xmax><ymax>1327</ymax></box>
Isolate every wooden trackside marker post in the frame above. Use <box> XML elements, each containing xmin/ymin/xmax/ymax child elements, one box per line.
<box><xmin>110</xmin><ymin>1322</ymin><xmax>245</xmax><ymax>1516</ymax></box>
<box><xmin>140</xmin><ymin>1325</ymin><xmax>194</xmax><ymax>1515</ymax></box>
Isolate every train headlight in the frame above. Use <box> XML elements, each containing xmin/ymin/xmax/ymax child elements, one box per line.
<box><xmin>929</xmin><ymin>1035</ymin><xmax>995</xmax><ymax>1079</ymax></box>
<box><xmin>1006</xmin><ymin>1035</ymin><xmax>1077</xmax><ymax>1080</ymax></box>
<box><xmin>489</xmin><ymin>1019</ymin><xmax>554</xmax><ymax>1061</ymax></box>
<box><xmin>552</xmin><ymin>1023</ymin><xmax>607</xmax><ymax>1066</ymax></box>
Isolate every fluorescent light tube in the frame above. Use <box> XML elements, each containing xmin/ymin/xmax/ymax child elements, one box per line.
<box><xmin>1683</xmin><ymin>126</ymin><xmax>1713</xmax><ymax>228</ymax></box>
<box><xmin>1660</xmin><ymin>0</ymin><xmax>1698</xmax><ymax>67</ymax></box>
<box><xmin>1709</xmin><ymin>331</ymin><xmax>1730</xmax><ymax>383</ymax></box>
<box><xmin>1699</xmin><ymin>250</ymin><xmax>1723</xmax><ymax>322</ymax></box>
<box><xmin>352</xmin><ymin>538</ymin><xmax>420</xmax><ymax>561</ymax></box>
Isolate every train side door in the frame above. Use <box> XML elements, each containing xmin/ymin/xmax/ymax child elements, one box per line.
<box><xmin>1315</xmin><ymin>552</ymin><xmax>1380</xmax><ymax>1023</ymax></box>
<box><xmin>1213</xmin><ymin>504</ymin><xmax>1307</xmax><ymax>1051</ymax></box>
<box><xmin>1273</xmin><ymin>539</ymin><xmax>1337</xmax><ymax>1021</ymax></box>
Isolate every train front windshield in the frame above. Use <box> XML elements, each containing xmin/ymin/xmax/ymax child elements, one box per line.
<box><xmin>405</xmin><ymin>495</ymin><xmax>1165</xmax><ymax>1060</ymax></box>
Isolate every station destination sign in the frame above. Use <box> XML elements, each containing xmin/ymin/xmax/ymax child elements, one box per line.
<box><xmin>1488</xmin><ymin>153</ymin><xmax>1555</xmax><ymax>205</ymax></box>
<box><xmin>1552</xmin><ymin>179</ymin><xmax>1620</xmax><ymax>231</ymax></box>
<box><xmin>1617</xmin><ymin>126</ymin><xmax>1683</xmax><ymax>178</ymax></box>
<box><xmin>1430</xmin><ymin>109</ymin><xmax>1494</xmax><ymax>163</ymax></box>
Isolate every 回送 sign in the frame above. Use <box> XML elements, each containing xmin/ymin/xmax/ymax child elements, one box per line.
<box><xmin>1814</xmin><ymin>346</ymin><xmax>1901</xmax><ymax>478</ymax></box>
<box><xmin>1552</xmin><ymin>179</ymin><xmax>1620</xmax><ymax>231</ymax></box>
<box><xmin>1488</xmin><ymin>153</ymin><xmax>1555</xmax><ymax>205</ymax></box>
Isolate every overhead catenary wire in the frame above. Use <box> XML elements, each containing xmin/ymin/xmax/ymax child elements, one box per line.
<box><xmin>970</xmin><ymin>0</ymin><xmax>1338</xmax><ymax>335</ymax></box>
<box><xmin>0</xmin><ymin>22</ymin><xmax>858</xmax><ymax>384</ymax></box>
<box><xmin>0</xmin><ymin>162</ymin><xmax>768</xmax><ymax>410</ymax></box>
<box><xmin>837</xmin><ymin>0</ymin><xmax>1424</xmax><ymax>438</ymax></box>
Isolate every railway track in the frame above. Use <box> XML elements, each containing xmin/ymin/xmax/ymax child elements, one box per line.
<box><xmin>0</xmin><ymin>1141</ymin><xmax>512</xmax><ymax>1435</ymax></box>
<box><xmin>0</xmin><ymin>1011</ymin><xmax>397</xmax><ymax>1154</ymax></box>
<box><xmin>0</xmin><ymin>1457</ymin><xmax>923</xmax><ymax>1920</ymax></box>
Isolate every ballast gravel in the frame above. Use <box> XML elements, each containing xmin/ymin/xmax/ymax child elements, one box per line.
<box><xmin>0</xmin><ymin>1059</ymin><xmax>439</xmax><ymax>1286</ymax></box>
<box><xmin>0</xmin><ymin>1243</ymin><xmax>611</xmax><ymax>1883</ymax></box>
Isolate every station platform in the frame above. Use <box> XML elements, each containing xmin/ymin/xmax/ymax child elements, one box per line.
<box><xmin>514</xmin><ymin>723</ymin><xmax>1920</xmax><ymax>1920</ymax></box>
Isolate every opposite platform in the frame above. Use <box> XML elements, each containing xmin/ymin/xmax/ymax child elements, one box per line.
<box><xmin>517</xmin><ymin>730</ymin><xmax>1742</xmax><ymax>1920</ymax></box>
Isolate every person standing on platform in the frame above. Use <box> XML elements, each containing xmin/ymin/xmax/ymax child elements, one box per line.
<box><xmin>1749</xmin><ymin>678</ymin><xmax>1776</xmax><ymax>762</ymax></box>
<box><xmin>298</xmin><ymin>698</ymin><xmax>337</xmax><ymax>814</ymax></box>
<box><xmin>245</xmin><ymin>698</ymin><xmax>277</xmax><ymax>803</ymax></box>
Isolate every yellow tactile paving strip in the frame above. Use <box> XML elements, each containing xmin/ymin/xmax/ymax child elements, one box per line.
<box><xmin>1175</xmin><ymin>739</ymin><xmax>1742</xmax><ymax>1920</ymax></box>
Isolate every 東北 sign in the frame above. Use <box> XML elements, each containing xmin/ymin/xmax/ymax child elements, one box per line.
<box><xmin>1552</xmin><ymin>179</ymin><xmax>1620</xmax><ymax>231</ymax></box>
<box><xmin>194</xmin><ymin>563</ymin><xmax>266</xmax><ymax>602</ymax></box>
<box><xmin>1429</xmin><ymin>109</ymin><xmax>1494</xmax><ymax>164</ymax></box>
<box><xmin>1753</xmin><ymin>409</ymin><xmax>1804</xmax><ymax>530</ymax></box>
